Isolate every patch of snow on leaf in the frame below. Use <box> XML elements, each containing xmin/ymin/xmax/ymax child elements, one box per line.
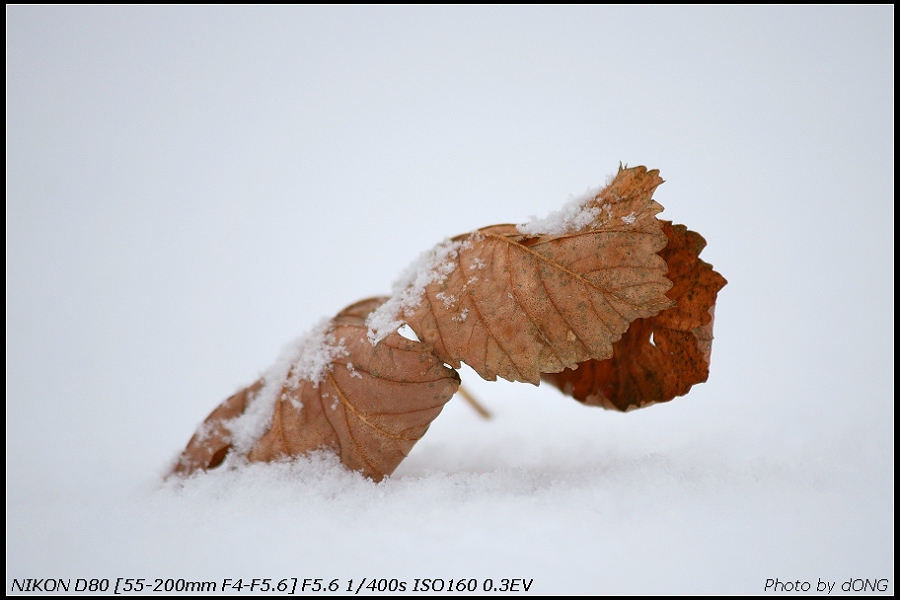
<box><xmin>621</xmin><ymin>211</ymin><xmax>636</xmax><ymax>225</ymax></box>
<box><xmin>435</xmin><ymin>291</ymin><xmax>457</xmax><ymax>309</ymax></box>
<box><xmin>346</xmin><ymin>362</ymin><xmax>363</xmax><ymax>379</ymax></box>
<box><xmin>451</xmin><ymin>308</ymin><xmax>469</xmax><ymax>323</ymax></box>
<box><xmin>191</xmin><ymin>420</ymin><xmax>215</xmax><ymax>445</ymax></box>
<box><xmin>517</xmin><ymin>185</ymin><xmax>603</xmax><ymax>236</ymax></box>
<box><xmin>366</xmin><ymin>237</ymin><xmax>472</xmax><ymax>345</ymax></box>
<box><xmin>227</xmin><ymin>318</ymin><xmax>348</xmax><ymax>455</ymax></box>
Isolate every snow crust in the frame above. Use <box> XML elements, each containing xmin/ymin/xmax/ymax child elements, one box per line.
<box><xmin>226</xmin><ymin>318</ymin><xmax>348</xmax><ymax>455</ymax></box>
<box><xmin>366</xmin><ymin>236</ymin><xmax>473</xmax><ymax>345</ymax></box>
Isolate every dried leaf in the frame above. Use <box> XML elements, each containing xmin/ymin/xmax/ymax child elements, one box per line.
<box><xmin>172</xmin><ymin>298</ymin><xmax>460</xmax><ymax>481</ymax></box>
<box><xmin>170</xmin><ymin>380</ymin><xmax>262</xmax><ymax>476</ymax></box>
<box><xmin>541</xmin><ymin>221</ymin><xmax>727</xmax><ymax>410</ymax></box>
<box><xmin>172</xmin><ymin>165</ymin><xmax>726</xmax><ymax>482</ymax></box>
<box><xmin>396</xmin><ymin>165</ymin><xmax>675</xmax><ymax>384</ymax></box>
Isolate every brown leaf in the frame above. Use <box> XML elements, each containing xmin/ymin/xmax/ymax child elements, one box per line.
<box><xmin>541</xmin><ymin>221</ymin><xmax>727</xmax><ymax>411</ymax></box>
<box><xmin>171</xmin><ymin>297</ymin><xmax>460</xmax><ymax>481</ymax></box>
<box><xmin>394</xmin><ymin>165</ymin><xmax>675</xmax><ymax>384</ymax></box>
<box><xmin>172</xmin><ymin>166</ymin><xmax>725</xmax><ymax>484</ymax></box>
<box><xmin>170</xmin><ymin>380</ymin><xmax>262</xmax><ymax>476</ymax></box>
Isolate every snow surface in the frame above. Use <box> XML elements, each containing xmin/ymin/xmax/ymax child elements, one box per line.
<box><xmin>7</xmin><ymin>7</ymin><xmax>893</xmax><ymax>595</ymax></box>
<box><xmin>8</xmin><ymin>378</ymin><xmax>893</xmax><ymax>594</ymax></box>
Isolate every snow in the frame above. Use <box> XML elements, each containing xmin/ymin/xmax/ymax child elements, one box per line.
<box><xmin>8</xmin><ymin>379</ymin><xmax>893</xmax><ymax>593</ymax></box>
<box><xmin>281</xmin><ymin>320</ymin><xmax>349</xmax><ymax>388</ymax></box>
<box><xmin>226</xmin><ymin>318</ymin><xmax>349</xmax><ymax>456</ymax></box>
<box><xmin>517</xmin><ymin>186</ymin><xmax>604</xmax><ymax>236</ymax></box>
<box><xmin>346</xmin><ymin>363</ymin><xmax>363</xmax><ymax>379</ymax></box>
<box><xmin>451</xmin><ymin>308</ymin><xmax>469</xmax><ymax>323</ymax></box>
<box><xmin>366</xmin><ymin>237</ymin><xmax>473</xmax><ymax>345</ymax></box>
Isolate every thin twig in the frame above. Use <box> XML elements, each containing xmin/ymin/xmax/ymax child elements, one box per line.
<box><xmin>457</xmin><ymin>385</ymin><xmax>492</xmax><ymax>420</ymax></box>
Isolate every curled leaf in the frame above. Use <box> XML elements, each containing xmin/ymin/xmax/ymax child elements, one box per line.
<box><xmin>171</xmin><ymin>298</ymin><xmax>460</xmax><ymax>481</ymax></box>
<box><xmin>171</xmin><ymin>165</ymin><xmax>727</xmax><ymax>482</ymax></box>
<box><xmin>541</xmin><ymin>221</ymin><xmax>727</xmax><ymax>411</ymax></box>
<box><xmin>373</xmin><ymin>165</ymin><xmax>675</xmax><ymax>384</ymax></box>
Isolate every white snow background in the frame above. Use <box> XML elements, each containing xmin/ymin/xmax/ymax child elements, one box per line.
<box><xmin>7</xmin><ymin>7</ymin><xmax>893</xmax><ymax>595</ymax></box>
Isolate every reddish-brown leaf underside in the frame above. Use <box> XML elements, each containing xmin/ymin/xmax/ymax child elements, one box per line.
<box><xmin>171</xmin><ymin>298</ymin><xmax>460</xmax><ymax>481</ymax></box>
<box><xmin>403</xmin><ymin>165</ymin><xmax>675</xmax><ymax>385</ymax></box>
<box><xmin>541</xmin><ymin>221</ymin><xmax>727</xmax><ymax>411</ymax></box>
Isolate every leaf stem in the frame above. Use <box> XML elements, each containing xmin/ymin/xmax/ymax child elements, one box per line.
<box><xmin>457</xmin><ymin>385</ymin><xmax>492</xmax><ymax>420</ymax></box>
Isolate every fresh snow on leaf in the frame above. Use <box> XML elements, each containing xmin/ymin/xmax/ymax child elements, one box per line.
<box><xmin>517</xmin><ymin>185</ymin><xmax>604</xmax><ymax>236</ymax></box>
<box><xmin>366</xmin><ymin>237</ymin><xmax>472</xmax><ymax>345</ymax></box>
<box><xmin>227</xmin><ymin>318</ymin><xmax>349</xmax><ymax>454</ymax></box>
<box><xmin>284</xmin><ymin>321</ymin><xmax>349</xmax><ymax>388</ymax></box>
